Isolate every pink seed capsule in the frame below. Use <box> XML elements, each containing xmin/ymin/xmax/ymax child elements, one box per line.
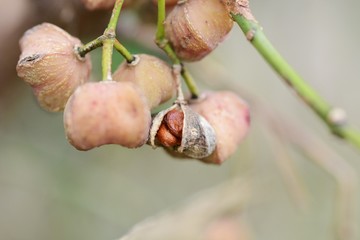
<box><xmin>64</xmin><ymin>81</ymin><xmax>151</xmax><ymax>150</ymax></box>
<box><xmin>190</xmin><ymin>91</ymin><xmax>250</xmax><ymax>164</ymax></box>
<box><xmin>164</xmin><ymin>0</ymin><xmax>233</xmax><ymax>61</ymax></box>
<box><xmin>113</xmin><ymin>54</ymin><xmax>176</xmax><ymax>109</ymax></box>
<box><xmin>16</xmin><ymin>23</ymin><xmax>91</xmax><ymax>112</ymax></box>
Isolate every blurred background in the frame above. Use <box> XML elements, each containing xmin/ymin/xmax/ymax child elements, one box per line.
<box><xmin>1</xmin><ymin>0</ymin><xmax>360</xmax><ymax>239</ymax></box>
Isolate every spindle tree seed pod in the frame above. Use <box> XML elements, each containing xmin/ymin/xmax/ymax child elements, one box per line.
<box><xmin>64</xmin><ymin>81</ymin><xmax>151</xmax><ymax>150</ymax></box>
<box><xmin>16</xmin><ymin>23</ymin><xmax>91</xmax><ymax>112</ymax></box>
<box><xmin>80</xmin><ymin>0</ymin><xmax>131</xmax><ymax>10</ymax></box>
<box><xmin>164</xmin><ymin>0</ymin><xmax>233</xmax><ymax>61</ymax></box>
<box><xmin>190</xmin><ymin>91</ymin><xmax>250</xmax><ymax>164</ymax></box>
<box><xmin>113</xmin><ymin>54</ymin><xmax>176</xmax><ymax>109</ymax></box>
<box><xmin>150</xmin><ymin>102</ymin><xmax>216</xmax><ymax>159</ymax></box>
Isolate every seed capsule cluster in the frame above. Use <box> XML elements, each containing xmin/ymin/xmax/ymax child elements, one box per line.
<box><xmin>16</xmin><ymin>1</ymin><xmax>250</xmax><ymax>164</ymax></box>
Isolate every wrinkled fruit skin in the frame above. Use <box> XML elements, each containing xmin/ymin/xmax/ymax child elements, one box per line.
<box><xmin>113</xmin><ymin>54</ymin><xmax>176</xmax><ymax>109</ymax></box>
<box><xmin>164</xmin><ymin>0</ymin><xmax>233</xmax><ymax>61</ymax></box>
<box><xmin>16</xmin><ymin>23</ymin><xmax>91</xmax><ymax>112</ymax></box>
<box><xmin>191</xmin><ymin>91</ymin><xmax>250</xmax><ymax>164</ymax></box>
<box><xmin>64</xmin><ymin>81</ymin><xmax>151</xmax><ymax>150</ymax></box>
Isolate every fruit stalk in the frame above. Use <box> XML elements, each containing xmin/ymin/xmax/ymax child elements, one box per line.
<box><xmin>101</xmin><ymin>0</ymin><xmax>124</xmax><ymax>81</ymax></box>
<box><xmin>155</xmin><ymin>0</ymin><xmax>199</xmax><ymax>98</ymax></box>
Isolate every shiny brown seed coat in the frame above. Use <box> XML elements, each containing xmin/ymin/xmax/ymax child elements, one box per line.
<box><xmin>155</xmin><ymin>108</ymin><xmax>184</xmax><ymax>147</ymax></box>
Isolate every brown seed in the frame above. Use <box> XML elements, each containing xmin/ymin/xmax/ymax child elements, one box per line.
<box><xmin>150</xmin><ymin>103</ymin><xmax>216</xmax><ymax>159</ymax></box>
<box><xmin>164</xmin><ymin>108</ymin><xmax>184</xmax><ymax>138</ymax></box>
<box><xmin>155</xmin><ymin>108</ymin><xmax>183</xmax><ymax>147</ymax></box>
<box><xmin>156</xmin><ymin>123</ymin><xmax>181</xmax><ymax>147</ymax></box>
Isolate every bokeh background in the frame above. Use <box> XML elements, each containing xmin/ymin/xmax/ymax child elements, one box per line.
<box><xmin>1</xmin><ymin>0</ymin><xmax>360</xmax><ymax>239</ymax></box>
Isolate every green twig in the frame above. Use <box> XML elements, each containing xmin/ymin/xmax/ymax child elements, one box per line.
<box><xmin>155</xmin><ymin>0</ymin><xmax>199</xmax><ymax>99</ymax></box>
<box><xmin>114</xmin><ymin>39</ymin><xmax>134</xmax><ymax>63</ymax></box>
<box><xmin>76</xmin><ymin>36</ymin><xmax>104</xmax><ymax>58</ymax></box>
<box><xmin>102</xmin><ymin>0</ymin><xmax>124</xmax><ymax>81</ymax></box>
<box><xmin>230</xmin><ymin>6</ymin><xmax>360</xmax><ymax>150</ymax></box>
<box><xmin>76</xmin><ymin>1</ymin><xmax>133</xmax><ymax>72</ymax></box>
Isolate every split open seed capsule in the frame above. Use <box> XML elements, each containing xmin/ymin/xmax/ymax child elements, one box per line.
<box><xmin>150</xmin><ymin>102</ymin><xmax>216</xmax><ymax>159</ymax></box>
<box><xmin>16</xmin><ymin>23</ymin><xmax>91</xmax><ymax>112</ymax></box>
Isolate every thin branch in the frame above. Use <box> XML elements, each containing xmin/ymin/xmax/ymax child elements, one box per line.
<box><xmin>76</xmin><ymin>36</ymin><xmax>105</xmax><ymax>58</ymax></box>
<box><xmin>102</xmin><ymin>0</ymin><xmax>124</xmax><ymax>81</ymax></box>
<box><xmin>191</xmin><ymin>57</ymin><xmax>358</xmax><ymax>240</ymax></box>
<box><xmin>114</xmin><ymin>39</ymin><xmax>134</xmax><ymax>63</ymax></box>
<box><xmin>228</xmin><ymin>1</ymin><xmax>360</xmax><ymax>150</ymax></box>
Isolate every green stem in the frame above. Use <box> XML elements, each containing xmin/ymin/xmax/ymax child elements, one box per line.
<box><xmin>232</xmin><ymin>13</ymin><xmax>360</xmax><ymax>150</ymax></box>
<box><xmin>76</xmin><ymin>36</ymin><xmax>104</xmax><ymax>58</ymax></box>
<box><xmin>102</xmin><ymin>38</ymin><xmax>114</xmax><ymax>81</ymax></box>
<box><xmin>102</xmin><ymin>0</ymin><xmax>124</xmax><ymax>81</ymax></box>
<box><xmin>155</xmin><ymin>0</ymin><xmax>199</xmax><ymax>98</ymax></box>
<box><xmin>181</xmin><ymin>67</ymin><xmax>199</xmax><ymax>99</ymax></box>
<box><xmin>156</xmin><ymin>0</ymin><xmax>166</xmax><ymax>41</ymax></box>
<box><xmin>107</xmin><ymin>0</ymin><xmax>123</xmax><ymax>30</ymax></box>
<box><xmin>114</xmin><ymin>39</ymin><xmax>134</xmax><ymax>63</ymax></box>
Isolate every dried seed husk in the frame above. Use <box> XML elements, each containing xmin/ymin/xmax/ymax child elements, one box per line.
<box><xmin>16</xmin><ymin>23</ymin><xmax>91</xmax><ymax>112</ymax></box>
<box><xmin>113</xmin><ymin>54</ymin><xmax>176</xmax><ymax>109</ymax></box>
<box><xmin>190</xmin><ymin>91</ymin><xmax>250</xmax><ymax>164</ymax></box>
<box><xmin>64</xmin><ymin>81</ymin><xmax>151</xmax><ymax>150</ymax></box>
<box><xmin>150</xmin><ymin>102</ymin><xmax>216</xmax><ymax>159</ymax></box>
<box><xmin>164</xmin><ymin>0</ymin><xmax>233</xmax><ymax>61</ymax></box>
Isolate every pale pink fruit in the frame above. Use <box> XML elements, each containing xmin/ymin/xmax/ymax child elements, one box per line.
<box><xmin>191</xmin><ymin>91</ymin><xmax>250</xmax><ymax>164</ymax></box>
<box><xmin>16</xmin><ymin>23</ymin><xmax>91</xmax><ymax>112</ymax></box>
<box><xmin>113</xmin><ymin>54</ymin><xmax>176</xmax><ymax>109</ymax></box>
<box><xmin>164</xmin><ymin>0</ymin><xmax>233</xmax><ymax>61</ymax></box>
<box><xmin>64</xmin><ymin>81</ymin><xmax>151</xmax><ymax>150</ymax></box>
